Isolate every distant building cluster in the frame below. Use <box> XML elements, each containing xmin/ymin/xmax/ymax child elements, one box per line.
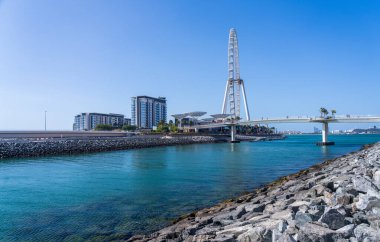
<box><xmin>351</xmin><ymin>126</ymin><xmax>380</xmax><ymax>134</ymax></box>
<box><xmin>278</xmin><ymin>130</ymin><xmax>302</xmax><ymax>135</ymax></box>
<box><xmin>131</xmin><ymin>96</ymin><xmax>167</xmax><ymax>129</ymax></box>
<box><xmin>73</xmin><ymin>95</ymin><xmax>167</xmax><ymax>131</ymax></box>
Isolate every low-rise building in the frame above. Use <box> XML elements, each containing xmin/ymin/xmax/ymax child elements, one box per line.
<box><xmin>73</xmin><ymin>113</ymin><xmax>125</xmax><ymax>131</ymax></box>
<box><xmin>124</xmin><ymin>118</ymin><xmax>132</xmax><ymax>126</ymax></box>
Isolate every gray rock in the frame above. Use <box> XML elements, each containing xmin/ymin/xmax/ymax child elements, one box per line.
<box><xmin>374</xmin><ymin>170</ymin><xmax>380</xmax><ymax>189</ymax></box>
<box><xmin>276</xmin><ymin>233</ymin><xmax>297</xmax><ymax>242</ymax></box>
<box><xmin>353</xmin><ymin>212</ymin><xmax>369</xmax><ymax>225</ymax></box>
<box><xmin>355</xmin><ymin>194</ymin><xmax>380</xmax><ymax>211</ymax></box>
<box><xmin>278</xmin><ymin>219</ymin><xmax>288</xmax><ymax>233</ymax></box>
<box><xmin>372</xmin><ymin>207</ymin><xmax>380</xmax><ymax>217</ymax></box>
<box><xmin>363</xmin><ymin>237</ymin><xmax>380</xmax><ymax>242</ymax></box>
<box><xmin>289</xmin><ymin>200</ymin><xmax>310</xmax><ymax>209</ymax></box>
<box><xmin>235</xmin><ymin>206</ymin><xmax>247</xmax><ymax>219</ymax></box>
<box><xmin>236</xmin><ymin>226</ymin><xmax>272</xmax><ymax>242</ymax></box>
<box><xmin>332</xmin><ymin>193</ymin><xmax>354</xmax><ymax>206</ymax></box>
<box><xmin>352</xmin><ymin>176</ymin><xmax>380</xmax><ymax>198</ymax></box>
<box><xmin>319</xmin><ymin>208</ymin><xmax>346</xmax><ymax>230</ymax></box>
<box><xmin>217</xmin><ymin>224</ymin><xmax>252</xmax><ymax>238</ymax></box>
<box><xmin>367</xmin><ymin>214</ymin><xmax>380</xmax><ymax>230</ymax></box>
<box><xmin>308</xmin><ymin>205</ymin><xmax>325</xmax><ymax>219</ymax></box>
<box><xmin>313</xmin><ymin>184</ymin><xmax>327</xmax><ymax>196</ymax></box>
<box><xmin>211</xmin><ymin>234</ymin><xmax>236</xmax><ymax>242</ymax></box>
<box><xmin>270</xmin><ymin>209</ymin><xmax>294</xmax><ymax>221</ymax></box>
<box><xmin>195</xmin><ymin>226</ymin><xmax>218</xmax><ymax>236</ymax></box>
<box><xmin>298</xmin><ymin>222</ymin><xmax>344</xmax><ymax>242</ymax></box>
<box><xmin>245</xmin><ymin>203</ymin><xmax>265</xmax><ymax>213</ymax></box>
<box><xmin>336</xmin><ymin>224</ymin><xmax>355</xmax><ymax>238</ymax></box>
<box><xmin>295</xmin><ymin>212</ymin><xmax>314</xmax><ymax>227</ymax></box>
<box><xmin>271</xmin><ymin>229</ymin><xmax>282</xmax><ymax>242</ymax></box>
<box><xmin>214</xmin><ymin>206</ymin><xmax>246</xmax><ymax>221</ymax></box>
<box><xmin>354</xmin><ymin>223</ymin><xmax>380</xmax><ymax>241</ymax></box>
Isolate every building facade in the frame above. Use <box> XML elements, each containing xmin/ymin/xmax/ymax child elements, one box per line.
<box><xmin>73</xmin><ymin>113</ymin><xmax>125</xmax><ymax>131</ymax></box>
<box><xmin>131</xmin><ymin>96</ymin><xmax>167</xmax><ymax>129</ymax></box>
<box><xmin>124</xmin><ymin>118</ymin><xmax>131</xmax><ymax>126</ymax></box>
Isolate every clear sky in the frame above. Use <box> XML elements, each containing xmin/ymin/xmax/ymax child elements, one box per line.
<box><xmin>0</xmin><ymin>0</ymin><xmax>379</xmax><ymax>131</ymax></box>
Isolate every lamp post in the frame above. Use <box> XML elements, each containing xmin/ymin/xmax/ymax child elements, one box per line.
<box><xmin>44</xmin><ymin>111</ymin><xmax>47</xmax><ymax>131</ymax></box>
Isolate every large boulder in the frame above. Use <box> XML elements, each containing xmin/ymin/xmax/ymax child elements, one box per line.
<box><xmin>352</xmin><ymin>177</ymin><xmax>380</xmax><ymax>198</ymax></box>
<box><xmin>319</xmin><ymin>208</ymin><xmax>346</xmax><ymax>230</ymax></box>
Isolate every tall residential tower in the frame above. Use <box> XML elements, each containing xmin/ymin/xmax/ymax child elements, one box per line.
<box><xmin>131</xmin><ymin>96</ymin><xmax>167</xmax><ymax>129</ymax></box>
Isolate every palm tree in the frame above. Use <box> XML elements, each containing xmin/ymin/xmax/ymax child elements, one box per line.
<box><xmin>331</xmin><ymin>109</ymin><xmax>336</xmax><ymax>117</ymax></box>
<box><xmin>320</xmin><ymin>107</ymin><xmax>326</xmax><ymax>118</ymax></box>
<box><xmin>319</xmin><ymin>107</ymin><xmax>329</xmax><ymax>118</ymax></box>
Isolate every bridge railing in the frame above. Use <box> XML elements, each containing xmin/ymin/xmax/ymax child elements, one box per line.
<box><xmin>251</xmin><ymin>115</ymin><xmax>380</xmax><ymax>121</ymax></box>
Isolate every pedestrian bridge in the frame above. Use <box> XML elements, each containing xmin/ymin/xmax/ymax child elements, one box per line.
<box><xmin>187</xmin><ymin>115</ymin><xmax>380</xmax><ymax>145</ymax></box>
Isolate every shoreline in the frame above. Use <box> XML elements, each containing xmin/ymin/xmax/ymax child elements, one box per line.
<box><xmin>128</xmin><ymin>142</ymin><xmax>380</xmax><ymax>241</ymax></box>
<box><xmin>0</xmin><ymin>134</ymin><xmax>284</xmax><ymax>159</ymax></box>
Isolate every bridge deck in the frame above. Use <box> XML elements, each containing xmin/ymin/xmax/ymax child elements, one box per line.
<box><xmin>187</xmin><ymin>116</ymin><xmax>380</xmax><ymax>129</ymax></box>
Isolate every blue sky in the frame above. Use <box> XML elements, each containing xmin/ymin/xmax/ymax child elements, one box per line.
<box><xmin>0</xmin><ymin>0</ymin><xmax>379</xmax><ymax>131</ymax></box>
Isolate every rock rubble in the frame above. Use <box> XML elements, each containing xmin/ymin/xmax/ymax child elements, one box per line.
<box><xmin>0</xmin><ymin>135</ymin><xmax>217</xmax><ymax>159</ymax></box>
<box><xmin>129</xmin><ymin>142</ymin><xmax>380</xmax><ymax>242</ymax></box>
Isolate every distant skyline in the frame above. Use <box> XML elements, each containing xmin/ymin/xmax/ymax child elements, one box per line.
<box><xmin>0</xmin><ymin>0</ymin><xmax>379</xmax><ymax>131</ymax></box>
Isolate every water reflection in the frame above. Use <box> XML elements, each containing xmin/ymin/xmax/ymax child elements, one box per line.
<box><xmin>320</xmin><ymin>146</ymin><xmax>330</xmax><ymax>156</ymax></box>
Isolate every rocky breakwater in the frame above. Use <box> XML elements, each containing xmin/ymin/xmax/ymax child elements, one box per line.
<box><xmin>0</xmin><ymin>135</ymin><xmax>217</xmax><ymax>159</ymax></box>
<box><xmin>129</xmin><ymin>142</ymin><xmax>380</xmax><ymax>242</ymax></box>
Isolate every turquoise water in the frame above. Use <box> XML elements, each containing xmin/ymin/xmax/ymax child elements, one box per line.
<box><xmin>1</xmin><ymin>134</ymin><xmax>380</xmax><ymax>241</ymax></box>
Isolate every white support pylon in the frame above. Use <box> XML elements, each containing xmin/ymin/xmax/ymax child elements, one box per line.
<box><xmin>221</xmin><ymin>28</ymin><xmax>250</xmax><ymax>121</ymax></box>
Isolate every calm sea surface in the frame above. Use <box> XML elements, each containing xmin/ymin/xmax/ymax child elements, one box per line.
<box><xmin>1</xmin><ymin>134</ymin><xmax>380</xmax><ymax>241</ymax></box>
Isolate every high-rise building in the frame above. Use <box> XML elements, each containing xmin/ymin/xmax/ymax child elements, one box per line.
<box><xmin>73</xmin><ymin>113</ymin><xmax>125</xmax><ymax>131</ymax></box>
<box><xmin>131</xmin><ymin>96</ymin><xmax>167</xmax><ymax>129</ymax></box>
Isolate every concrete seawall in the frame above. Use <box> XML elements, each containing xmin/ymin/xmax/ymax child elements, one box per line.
<box><xmin>129</xmin><ymin>142</ymin><xmax>380</xmax><ymax>242</ymax></box>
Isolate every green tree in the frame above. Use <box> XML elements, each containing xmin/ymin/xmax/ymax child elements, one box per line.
<box><xmin>169</xmin><ymin>123</ymin><xmax>178</xmax><ymax>133</ymax></box>
<box><xmin>95</xmin><ymin>124</ymin><xmax>114</xmax><ymax>131</ymax></box>
<box><xmin>122</xmin><ymin>125</ymin><xmax>137</xmax><ymax>131</ymax></box>
<box><xmin>156</xmin><ymin>121</ymin><xmax>169</xmax><ymax>133</ymax></box>
<box><xmin>331</xmin><ymin>109</ymin><xmax>337</xmax><ymax>117</ymax></box>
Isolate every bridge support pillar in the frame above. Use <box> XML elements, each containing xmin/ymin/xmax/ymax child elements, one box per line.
<box><xmin>317</xmin><ymin>122</ymin><xmax>335</xmax><ymax>146</ymax></box>
<box><xmin>230</xmin><ymin>125</ymin><xmax>240</xmax><ymax>143</ymax></box>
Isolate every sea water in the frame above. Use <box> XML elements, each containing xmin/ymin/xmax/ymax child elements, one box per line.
<box><xmin>1</xmin><ymin>134</ymin><xmax>380</xmax><ymax>241</ymax></box>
